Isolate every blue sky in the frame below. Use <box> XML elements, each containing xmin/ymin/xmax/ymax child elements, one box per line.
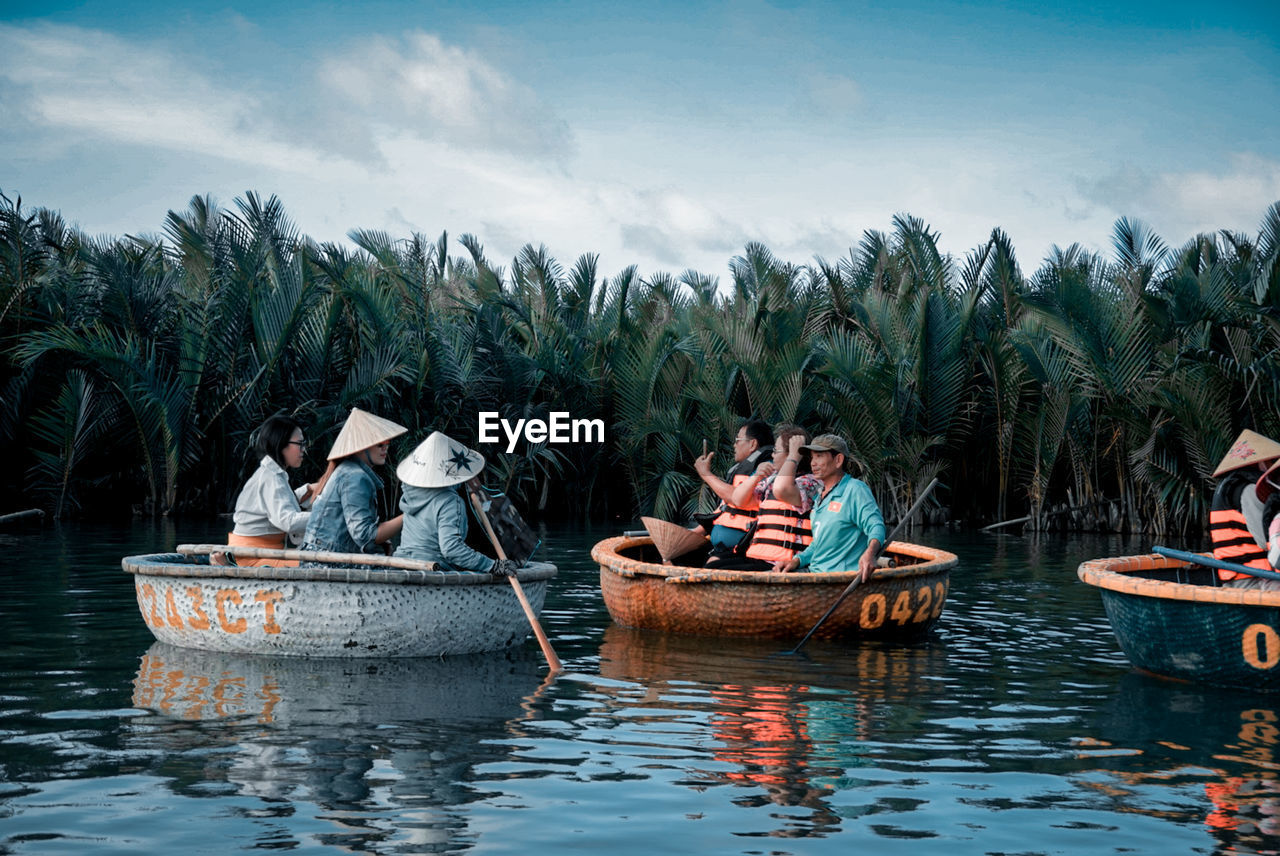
<box><xmin>3</xmin><ymin>0</ymin><xmax>1278</xmax><ymax>281</ymax></box>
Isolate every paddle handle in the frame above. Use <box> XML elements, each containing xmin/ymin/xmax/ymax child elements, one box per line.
<box><xmin>883</xmin><ymin>477</ymin><xmax>940</xmax><ymax>549</ymax></box>
<box><xmin>469</xmin><ymin>490</ymin><xmax>563</xmax><ymax>673</ymax></box>
<box><xmin>1152</xmin><ymin>546</ymin><xmax>1280</xmax><ymax>581</ymax></box>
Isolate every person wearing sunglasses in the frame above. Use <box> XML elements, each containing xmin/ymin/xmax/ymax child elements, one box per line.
<box><xmin>223</xmin><ymin>414</ymin><xmax>334</xmax><ymax>567</ymax></box>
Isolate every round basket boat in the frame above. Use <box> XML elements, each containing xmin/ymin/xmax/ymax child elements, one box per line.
<box><xmin>591</xmin><ymin>535</ymin><xmax>957</xmax><ymax>641</ymax></box>
<box><xmin>121</xmin><ymin>553</ymin><xmax>557</xmax><ymax>658</ymax></box>
<box><xmin>1078</xmin><ymin>553</ymin><xmax>1280</xmax><ymax>690</ymax></box>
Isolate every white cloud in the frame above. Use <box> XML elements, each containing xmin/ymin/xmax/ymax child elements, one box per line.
<box><xmin>0</xmin><ymin>23</ymin><xmax>338</xmax><ymax>174</ymax></box>
<box><xmin>1076</xmin><ymin>154</ymin><xmax>1280</xmax><ymax>248</ymax></box>
<box><xmin>317</xmin><ymin>31</ymin><xmax>573</xmax><ymax>162</ymax></box>
<box><xmin>3</xmin><ymin>19</ymin><xmax>1275</xmax><ymax>287</ymax></box>
<box><xmin>0</xmin><ymin>23</ymin><xmax>573</xmax><ymax>172</ymax></box>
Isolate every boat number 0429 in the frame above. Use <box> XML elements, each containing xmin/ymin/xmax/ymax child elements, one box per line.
<box><xmin>859</xmin><ymin>582</ymin><xmax>948</xmax><ymax>629</ymax></box>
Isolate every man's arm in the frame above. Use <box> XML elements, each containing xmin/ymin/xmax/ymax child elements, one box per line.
<box><xmin>694</xmin><ymin>452</ymin><xmax>737</xmax><ymax>503</ymax></box>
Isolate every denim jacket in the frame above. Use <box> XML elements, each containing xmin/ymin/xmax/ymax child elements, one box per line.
<box><xmin>299</xmin><ymin>459</ymin><xmax>383</xmax><ymax>555</ymax></box>
<box><xmin>394</xmin><ymin>484</ymin><xmax>496</xmax><ymax>572</ymax></box>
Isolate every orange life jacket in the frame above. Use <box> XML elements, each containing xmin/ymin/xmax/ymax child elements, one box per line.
<box><xmin>745</xmin><ymin>497</ymin><xmax>812</xmax><ymax>563</ymax></box>
<box><xmin>1209</xmin><ymin>469</ymin><xmax>1272</xmax><ymax>582</ymax></box>
<box><xmin>1208</xmin><ymin>508</ymin><xmax>1270</xmax><ymax>582</ymax></box>
<box><xmin>712</xmin><ymin>473</ymin><xmax>761</xmax><ymax>532</ymax></box>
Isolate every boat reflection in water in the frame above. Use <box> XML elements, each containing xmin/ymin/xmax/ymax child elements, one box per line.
<box><xmin>129</xmin><ymin>642</ymin><xmax>547</xmax><ymax>850</ymax></box>
<box><xmin>1080</xmin><ymin>671</ymin><xmax>1280</xmax><ymax>852</ymax></box>
<box><xmin>595</xmin><ymin>625</ymin><xmax>949</xmax><ymax>838</ymax></box>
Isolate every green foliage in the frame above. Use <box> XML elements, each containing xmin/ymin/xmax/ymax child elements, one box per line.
<box><xmin>3</xmin><ymin>188</ymin><xmax>1280</xmax><ymax>534</ymax></box>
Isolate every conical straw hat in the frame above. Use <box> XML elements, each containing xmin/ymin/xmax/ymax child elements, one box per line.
<box><xmin>397</xmin><ymin>431</ymin><xmax>485</xmax><ymax>488</ymax></box>
<box><xmin>327</xmin><ymin>407</ymin><xmax>408</xmax><ymax>460</ymax></box>
<box><xmin>642</xmin><ymin>516</ymin><xmax>707</xmax><ymax>563</ymax></box>
<box><xmin>1213</xmin><ymin>429</ymin><xmax>1280</xmax><ymax>477</ymax></box>
<box><xmin>1258</xmin><ymin>458</ymin><xmax>1280</xmax><ymax>502</ymax></box>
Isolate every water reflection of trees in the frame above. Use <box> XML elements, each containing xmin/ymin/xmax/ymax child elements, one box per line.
<box><xmin>594</xmin><ymin>626</ymin><xmax>949</xmax><ymax>838</ymax></box>
<box><xmin>1080</xmin><ymin>671</ymin><xmax>1280</xmax><ymax>854</ymax></box>
<box><xmin>127</xmin><ymin>643</ymin><xmax>546</xmax><ymax>852</ymax></box>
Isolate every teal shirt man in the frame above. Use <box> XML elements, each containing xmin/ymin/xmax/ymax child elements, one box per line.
<box><xmin>794</xmin><ymin>473</ymin><xmax>885</xmax><ymax>573</ymax></box>
<box><xmin>775</xmin><ymin>434</ymin><xmax>886</xmax><ymax>581</ymax></box>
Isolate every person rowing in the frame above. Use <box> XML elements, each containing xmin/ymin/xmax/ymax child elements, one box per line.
<box><xmin>392</xmin><ymin>431</ymin><xmax>520</xmax><ymax>577</ymax></box>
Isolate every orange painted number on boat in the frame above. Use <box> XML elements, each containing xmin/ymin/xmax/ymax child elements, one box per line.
<box><xmin>1242</xmin><ymin>624</ymin><xmax>1280</xmax><ymax>670</ymax></box>
<box><xmin>185</xmin><ymin>586</ymin><xmax>211</xmax><ymax>630</ymax></box>
<box><xmin>164</xmin><ymin>588</ymin><xmax>184</xmax><ymax>628</ymax></box>
<box><xmin>890</xmin><ymin>591</ymin><xmax>913</xmax><ymax>624</ymax></box>
<box><xmin>912</xmin><ymin>586</ymin><xmax>933</xmax><ymax>622</ymax></box>
<box><xmin>215</xmin><ymin>589</ymin><xmax>247</xmax><ymax>634</ymax></box>
<box><xmin>254</xmin><ymin>591</ymin><xmax>284</xmax><ymax>634</ymax></box>
<box><xmin>930</xmin><ymin>581</ymin><xmax>947</xmax><ymax>618</ymax></box>
<box><xmin>860</xmin><ymin>593</ymin><xmax>886</xmax><ymax>629</ymax></box>
<box><xmin>139</xmin><ymin>583</ymin><xmax>164</xmax><ymax>628</ymax></box>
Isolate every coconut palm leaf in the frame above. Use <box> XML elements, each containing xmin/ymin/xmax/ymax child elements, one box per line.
<box><xmin>26</xmin><ymin>370</ymin><xmax>100</xmax><ymax>516</ymax></box>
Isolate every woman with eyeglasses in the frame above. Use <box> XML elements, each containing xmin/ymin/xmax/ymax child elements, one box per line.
<box><xmin>223</xmin><ymin>414</ymin><xmax>334</xmax><ymax>567</ymax></box>
<box><xmin>299</xmin><ymin>407</ymin><xmax>408</xmax><ymax>560</ymax></box>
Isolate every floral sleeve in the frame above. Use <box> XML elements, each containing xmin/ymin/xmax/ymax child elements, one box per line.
<box><xmin>794</xmin><ymin>474</ymin><xmax>822</xmax><ymax>514</ymax></box>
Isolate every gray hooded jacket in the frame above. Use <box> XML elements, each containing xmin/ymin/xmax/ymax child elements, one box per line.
<box><xmin>394</xmin><ymin>484</ymin><xmax>496</xmax><ymax>572</ymax></box>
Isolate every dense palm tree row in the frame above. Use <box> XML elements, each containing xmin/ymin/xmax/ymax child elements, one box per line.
<box><xmin>3</xmin><ymin>189</ymin><xmax>1280</xmax><ymax>534</ymax></box>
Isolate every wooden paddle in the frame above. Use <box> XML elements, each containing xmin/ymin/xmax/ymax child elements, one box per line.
<box><xmin>787</xmin><ymin>477</ymin><xmax>940</xmax><ymax>654</ymax></box>
<box><xmin>468</xmin><ymin>487</ymin><xmax>563</xmax><ymax>674</ymax></box>
<box><xmin>1152</xmin><ymin>545</ymin><xmax>1280</xmax><ymax>581</ymax></box>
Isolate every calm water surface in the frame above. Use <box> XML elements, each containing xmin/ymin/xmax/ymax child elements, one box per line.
<box><xmin>2</xmin><ymin>520</ymin><xmax>1277</xmax><ymax>854</ymax></box>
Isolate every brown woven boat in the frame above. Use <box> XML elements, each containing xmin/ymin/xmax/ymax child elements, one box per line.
<box><xmin>591</xmin><ymin>534</ymin><xmax>958</xmax><ymax>640</ymax></box>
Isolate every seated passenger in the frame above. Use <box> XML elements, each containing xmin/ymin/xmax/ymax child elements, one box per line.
<box><xmin>393</xmin><ymin>431</ymin><xmax>519</xmax><ymax>577</ymax></box>
<box><xmin>1210</xmin><ymin>429</ymin><xmax>1280</xmax><ymax>589</ymax></box>
<box><xmin>225</xmin><ymin>414</ymin><xmax>333</xmax><ymax>567</ymax></box>
<box><xmin>717</xmin><ymin>425</ymin><xmax>822</xmax><ymax>571</ymax></box>
<box><xmin>299</xmin><ymin>407</ymin><xmax>407</xmax><ymax>558</ymax></box>
<box><xmin>693</xmin><ymin>418</ymin><xmax>773</xmax><ymax>566</ymax></box>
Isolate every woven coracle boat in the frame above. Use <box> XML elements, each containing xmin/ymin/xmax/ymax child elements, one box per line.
<box><xmin>121</xmin><ymin>552</ymin><xmax>557</xmax><ymax>658</ymax></box>
<box><xmin>591</xmin><ymin>534</ymin><xmax>957</xmax><ymax>640</ymax></box>
<box><xmin>1078</xmin><ymin>553</ymin><xmax>1280</xmax><ymax>690</ymax></box>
